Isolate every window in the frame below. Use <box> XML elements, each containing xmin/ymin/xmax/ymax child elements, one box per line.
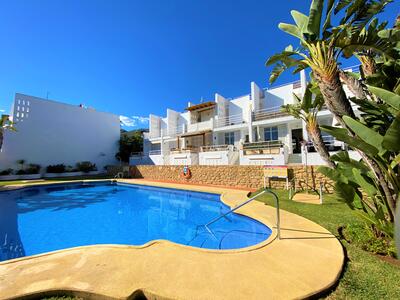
<box><xmin>264</xmin><ymin>126</ymin><xmax>278</xmax><ymax>141</ymax></box>
<box><xmin>224</xmin><ymin>132</ymin><xmax>235</xmax><ymax>145</ymax></box>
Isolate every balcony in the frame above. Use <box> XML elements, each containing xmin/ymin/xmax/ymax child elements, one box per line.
<box><xmin>187</xmin><ymin>119</ymin><xmax>213</xmax><ymax>133</ymax></box>
<box><xmin>199</xmin><ymin>144</ymin><xmax>239</xmax><ymax>165</ymax></box>
<box><xmin>169</xmin><ymin>149</ymin><xmax>199</xmax><ymax>165</ymax></box>
<box><xmin>240</xmin><ymin>140</ymin><xmax>287</xmax><ymax>166</ymax></box>
<box><xmin>242</xmin><ymin>140</ymin><xmax>284</xmax><ymax>155</ymax></box>
<box><xmin>252</xmin><ymin>107</ymin><xmax>288</xmax><ymax>122</ymax></box>
<box><xmin>215</xmin><ymin>113</ymin><xmax>245</xmax><ymax>128</ymax></box>
<box><xmin>148</xmin><ymin>125</ymin><xmax>184</xmax><ymax>139</ymax></box>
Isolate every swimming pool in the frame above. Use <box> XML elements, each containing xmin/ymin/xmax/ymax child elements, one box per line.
<box><xmin>0</xmin><ymin>182</ymin><xmax>272</xmax><ymax>262</ymax></box>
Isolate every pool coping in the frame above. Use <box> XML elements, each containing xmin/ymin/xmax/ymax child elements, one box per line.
<box><xmin>0</xmin><ymin>179</ymin><xmax>344</xmax><ymax>300</ymax></box>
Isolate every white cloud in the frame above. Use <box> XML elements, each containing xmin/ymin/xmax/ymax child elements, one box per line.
<box><xmin>120</xmin><ymin>115</ymin><xmax>149</xmax><ymax>128</ymax></box>
<box><xmin>0</xmin><ymin>109</ymin><xmax>5</xmax><ymax>113</ymax></box>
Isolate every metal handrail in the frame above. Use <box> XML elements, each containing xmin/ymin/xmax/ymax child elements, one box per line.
<box><xmin>204</xmin><ymin>189</ymin><xmax>281</xmax><ymax>240</ymax></box>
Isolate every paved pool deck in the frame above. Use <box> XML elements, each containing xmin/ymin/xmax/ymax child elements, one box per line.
<box><xmin>0</xmin><ymin>179</ymin><xmax>344</xmax><ymax>299</ymax></box>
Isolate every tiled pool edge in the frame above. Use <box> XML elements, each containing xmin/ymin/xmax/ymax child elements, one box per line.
<box><xmin>0</xmin><ymin>179</ymin><xmax>344</xmax><ymax>300</ymax></box>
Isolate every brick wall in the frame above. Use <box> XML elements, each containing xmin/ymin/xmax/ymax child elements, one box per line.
<box><xmin>113</xmin><ymin>165</ymin><xmax>334</xmax><ymax>192</ymax></box>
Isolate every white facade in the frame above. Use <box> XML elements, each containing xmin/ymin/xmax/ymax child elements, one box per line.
<box><xmin>0</xmin><ymin>93</ymin><xmax>120</xmax><ymax>171</ymax></box>
<box><xmin>131</xmin><ymin>71</ymin><xmax>358</xmax><ymax>167</ymax></box>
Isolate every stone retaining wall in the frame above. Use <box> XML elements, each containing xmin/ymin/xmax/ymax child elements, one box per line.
<box><xmin>109</xmin><ymin>165</ymin><xmax>334</xmax><ymax>192</ymax></box>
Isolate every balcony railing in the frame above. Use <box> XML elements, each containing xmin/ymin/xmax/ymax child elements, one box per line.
<box><xmin>167</xmin><ymin>124</ymin><xmax>185</xmax><ymax>136</ymax></box>
<box><xmin>242</xmin><ymin>140</ymin><xmax>283</xmax><ymax>155</ymax></box>
<box><xmin>130</xmin><ymin>152</ymin><xmax>144</xmax><ymax>157</ymax></box>
<box><xmin>200</xmin><ymin>144</ymin><xmax>236</xmax><ymax>152</ymax></box>
<box><xmin>215</xmin><ymin>113</ymin><xmax>245</xmax><ymax>128</ymax></box>
<box><xmin>149</xmin><ymin>150</ymin><xmax>162</xmax><ymax>155</ymax></box>
<box><xmin>170</xmin><ymin>147</ymin><xmax>199</xmax><ymax>154</ymax></box>
<box><xmin>306</xmin><ymin>136</ymin><xmax>343</xmax><ymax>152</ymax></box>
<box><xmin>187</xmin><ymin>119</ymin><xmax>213</xmax><ymax>132</ymax></box>
<box><xmin>252</xmin><ymin>106</ymin><xmax>288</xmax><ymax>122</ymax></box>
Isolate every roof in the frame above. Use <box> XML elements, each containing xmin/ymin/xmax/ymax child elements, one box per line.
<box><xmin>185</xmin><ymin>101</ymin><xmax>215</xmax><ymax>112</ymax></box>
<box><xmin>179</xmin><ymin>130</ymin><xmax>212</xmax><ymax>138</ymax></box>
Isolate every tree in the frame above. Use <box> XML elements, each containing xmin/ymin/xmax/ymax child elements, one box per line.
<box><xmin>0</xmin><ymin>115</ymin><xmax>16</xmax><ymax>150</ymax></box>
<box><xmin>283</xmin><ymin>82</ymin><xmax>336</xmax><ymax>168</ymax></box>
<box><xmin>267</xmin><ymin>0</ymin><xmax>399</xmax><ymax>238</ymax></box>
<box><xmin>116</xmin><ymin>129</ymin><xmax>144</xmax><ymax>163</ymax></box>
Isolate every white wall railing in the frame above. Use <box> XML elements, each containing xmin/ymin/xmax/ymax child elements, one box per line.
<box><xmin>252</xmin><ymin>106</ymin><xmax>288</xmax><ymax>122</ymax></box>
<box><xmin>187</xmin><ymin>119</ymin><xmax>213</xmax><ymax>132</ymax></box>
<box><xmin>149</xmin><ymin>150</ymin><xmax>162</xmax><ymax>155</ymax></box>
<box><xmin>215</xmin><ymin>113</ymin><xmax>245</xmax><ymax>128</ymax></box>
<box><xmin>167</xmin><ymin>124</ymin><xmax>185</xmax><ymax>137</ymax></box>
<box><xmin>200</xmin><ymin>144</ymin><xmax>235</xmax><ymax>152</ymax></box>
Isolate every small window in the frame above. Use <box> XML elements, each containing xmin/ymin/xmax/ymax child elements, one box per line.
<box><xmin>224</xmin><ymin>132</ymin><xmax>235</xmax><ymax>145</ymax></box>
<box><xmin>264</xmin><ymin>126</ymin><xmax>278</xmax><ymax>141</ymax></box>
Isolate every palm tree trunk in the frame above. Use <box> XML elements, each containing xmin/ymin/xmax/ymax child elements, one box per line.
<box><xmin>314</xmin><ymin>69</ymin><xmax>396</xmax><ymax>220</ymax></box>
<box><xmin>313</xmin><ymin>70</ymin><xmax>356</xmax><ymax>119</ymax></box>
<box><xmin>307</xmin><ymin>123</ymin><xmax>336</xmax><ymax>169</ymax></box>
<box><xmin>339</xmin><ymin>70</ymin><xmax>366</xmax><ymax>99</ymax></box>
<box><xmin>359</xmin><ymin>53</ymin><xmax>377</xmax><ymax>78</ymax></box>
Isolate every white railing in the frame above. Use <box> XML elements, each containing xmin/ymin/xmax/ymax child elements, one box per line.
<box><xmin>242</xmin><ymin>140</ymin><xmax>284</xmax><ymax>155</ymax></box>
<box><xmin>130</xmin><ymin>152</ymin><xmax>144</xmax><ymax>157</ymax></box>
<box><xmin>149</xmin><ymin>150</ymin><xmax>162</xmax><ymax>155</ymax></box>
<box><xmin>306</xmin><ymin>136</ymin><xmax>343</xmax><ymax>152</ymax></box>
<box><xmin>187</xmin><ymin>119</ymin><xmax>213</xmax><ymax>132</ymax></box>
<box><xmin>252</xmin><ymin>106</ymin><xmax>288</xmax><ymax>122</ymax></box>
<box><xmin>215</xmin><ymin>113</ymin><xmax>245</xmax><ymax>128</ymax></box>
<box><xmin>167</xmin><ymin>124</ymin><xmax>185</xmax><ymax>136</ymax></box>
<box><xmin>200</xmin><ymin>144</ymin><xmax>235</xmax><ymax>152</ymax></box>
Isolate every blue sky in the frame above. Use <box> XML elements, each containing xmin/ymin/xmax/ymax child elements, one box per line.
<box><xmin>0</xmin><ymin>1</ymin><xmax>398</xmax><ymax>129</ymax></box>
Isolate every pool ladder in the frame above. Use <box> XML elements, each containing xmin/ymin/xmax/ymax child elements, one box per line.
<box><xmin>204</xmin><ymin>189</ymin><xmax>281</xmax><ymax>240</ymax></box>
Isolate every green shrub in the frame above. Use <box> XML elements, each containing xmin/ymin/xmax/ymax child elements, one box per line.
<box><xmin>343</xmin><ymin>223</ymin><xmax>397</xmax><ymax>258</ymax></box>
<box><xmin>46</xmin><ymin>164</ymin><xmax>66</xmax><ymax>173</ymax></box>
<box><xmin>76</xmin><ymin>161</ymin><xmax>97</xmax><ymax>173</ymax></box>
<box><xmin>0</xmin><ymin>168</ymin><xmax>13</xmax><ymax>175</ymax></box>
<box><xmin>25</xmin><ymin>164</ymin><xmax>41</xmax><ymax>174</ymax></box>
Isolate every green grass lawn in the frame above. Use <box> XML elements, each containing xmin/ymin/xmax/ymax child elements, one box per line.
<box><xmin>255</xmin><ymin>189</ymin><xmax>400</xmax><ymax>299</ymax></box>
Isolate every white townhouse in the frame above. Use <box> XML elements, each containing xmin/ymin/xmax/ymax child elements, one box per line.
<box><xmin>132</xmin><ymin>70</ymin><xmax>360</xmax><ymax>166</ymax></box>
<box><xmin>0</xmin><ymin>93</ymin><xmax>120</xmax><ymax>171</ymax></box>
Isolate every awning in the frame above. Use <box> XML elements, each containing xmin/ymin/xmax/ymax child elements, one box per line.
<box><xmin>185</xmin><ymin>101</ymin><xmax>215</xmax><ymax>112</ymax></box>
<box><xmin>179</xmin><ymin>130</ymin><xmax>212</xmax><ymax>138</ymax></box>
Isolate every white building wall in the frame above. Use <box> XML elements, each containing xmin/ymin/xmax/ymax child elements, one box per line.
<box><xmin>230</xmin><ymin>95</ymin><xmax>250</xmax><ymax>121</ymax></box>
<box><xmin>0</xmin><ymin>93</ymin><xmax>120</xmax><ymax>171</ymax></box>
<box><xmin>251</xmin><ymin>82</ymin><xmax>263</xmax><ymax>111</ymax></box>
<box><xmin>263</xmin><ymin>84</ymin><xmax>297</xmax><ymax>109</ymax></box>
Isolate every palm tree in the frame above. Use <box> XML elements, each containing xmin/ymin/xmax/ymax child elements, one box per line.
<box><xmin>283</xmin><ymin>83</ymin><xmax>336</xmax><ymax>169</ymax></box>
<box><xmin>0</xmin><ymin>115</ymin><xmax>16</xmax><ymax>150</ymax></box>
<box><xmin>266</xmin><ymin>0</ymin><xmax>391</xmax><ymax>123</ymax></box>
<box><xmin>266</xmin><ymin>0</ymin><xmax>397</xmax><ymax>214</ymax></box>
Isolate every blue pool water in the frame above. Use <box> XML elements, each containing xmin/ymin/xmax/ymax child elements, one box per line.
<box><xmin>0</xmin><ymin>182</ymin><xmax>271</xmax><ymax>261</ymax></box>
